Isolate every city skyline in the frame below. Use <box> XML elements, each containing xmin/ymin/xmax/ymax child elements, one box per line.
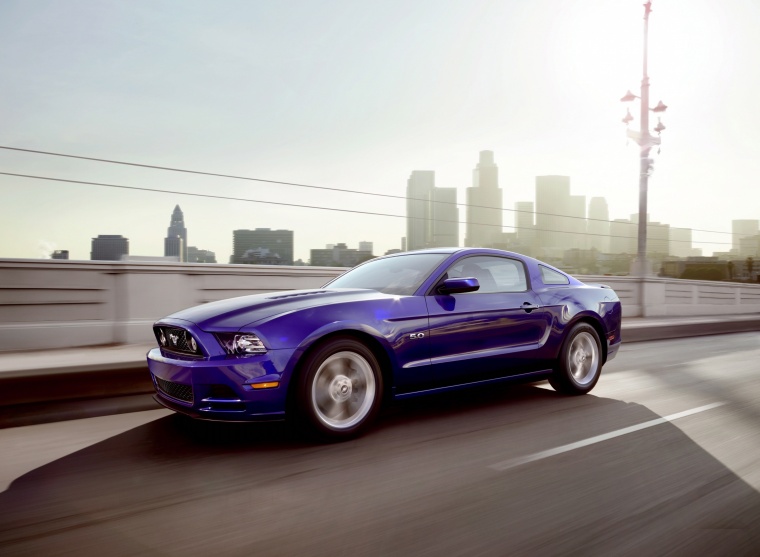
<box><xmin>1</xmin><ymin>0</ymin><xmax>759</xmax><ymax>262</ymax></box>
<box><xmin>8</xmin><ymin>150</ymin><xmax>758</xmax><ymax>264</ymax></box>
<box><xmin>3</xmin><ymin>158</ymin><xmax>760</xmax><ymax>264</ymax></box>
<box><xmin>45</xmin><ymin>175</ymin><xmax>760</xmax><ymax>268</ymax></box>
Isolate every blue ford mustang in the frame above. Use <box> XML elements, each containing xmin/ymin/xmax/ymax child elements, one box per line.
<box><xmin>147</xmin><ymin>248</ymin><xmax>622</xmax><ymax>439</ymax></box>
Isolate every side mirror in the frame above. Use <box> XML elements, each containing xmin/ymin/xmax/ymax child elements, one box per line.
<box><xmin>438</xmin><ymin>277</ymin><xmax>480</xmax><ymax>295</ymax></box>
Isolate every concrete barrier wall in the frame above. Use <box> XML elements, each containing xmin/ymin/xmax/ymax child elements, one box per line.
<box><xmin>587</xmin><ymin>275</ymin><xmax>760</xmax><ymax>318</ymax></box>
<box><xmin>0</xmin><ymin>260</ymin><xmax>344</xmax><ymax>351</ymax></box>
<box><xmin>1</xmin><ymin>259</ymin><xmax>759</xmax><ymax>351</ymax></box>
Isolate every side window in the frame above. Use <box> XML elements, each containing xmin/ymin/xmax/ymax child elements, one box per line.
<box><xmin>540</xmin><ymin>265</ymin><xmax>570</xmax><ymax>285</ymax></box>
<box><xmin>446</xmin><ymin>256</ymin><xmax>528</xmax><ymax>293</ymax></box>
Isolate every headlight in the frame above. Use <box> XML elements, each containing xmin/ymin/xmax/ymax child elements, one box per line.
<box><xmin>216</xmin><ymin>333</ymin><xmax>267</xmax><ymax>355</ymax></box>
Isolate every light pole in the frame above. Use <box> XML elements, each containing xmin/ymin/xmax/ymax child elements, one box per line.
<box><xmin>621</xmin><ymin>0</ymin><xmax>667</xmax><ymax>276</ymax></box>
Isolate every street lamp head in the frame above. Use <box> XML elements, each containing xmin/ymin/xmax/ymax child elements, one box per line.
<box><xmin>620</xmin><ymin>90</ymin><xmax>638</xmax><ymax>102</ymax></box>
<box><xmin>652</xmin><ymin>100</ymin><xmax>668</xmax><ymax>112</ymax></box>
<box><xmin>654</xmin><ymin>118</ymin><xmax>666</xmax><ymax>134</ymax></box>
<box><xmin>622</xmin><ymin>108</ymin><xmax>634</xmax><ymax>125</ymax></box>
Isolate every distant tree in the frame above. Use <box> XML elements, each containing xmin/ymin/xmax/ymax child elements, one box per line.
<box><xmin>727</xmin><ymin>260</ymin><xmax>735</xmax><ymax>280</ymax></box>
<box><xmin>680</xmin><ymin>267</ymin><xmax>725</xmax><ymax>281</ymax></box>
<box><xmin>747</xmin><ymin>257</ymin><xmax>755</xmax><ymax>279</ymax></box>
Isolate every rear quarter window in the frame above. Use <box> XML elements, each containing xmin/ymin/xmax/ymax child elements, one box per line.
<box><xmin>540</xmin><ymin>265</ymin><xmax>570</xmax><ymax>285</ymax></box>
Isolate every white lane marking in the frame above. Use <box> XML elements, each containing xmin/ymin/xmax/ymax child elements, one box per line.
<box><xmin>489</xmin><ymin>402</ymin><xmax>726</xmax><ymax>472</ymax></box>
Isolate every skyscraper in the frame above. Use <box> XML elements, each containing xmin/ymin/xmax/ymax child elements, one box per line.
<box><xmin>535</xmin><ymin>176</ymin><xmax>585</xmax><ymax>256</ymax></box>
<box><xmin>670</xmin><ymin>227</ymin><xmax>694</xmax><ymax>258</ymax></box>
<box><xmin>91</xmin><ymin>235</ymin><xmax>129</xmax><ymax>261</ymax></box>
<box><xmin>431</xmin><ymin>187</ymin><xmax>458</xmax><ymax>247</ymax></box>
<box><xmin>732</xmin><ymin>220</ymin><xmax>759</xmax><ymax>253</ymax></box>
<box><xmin>406</xmin><ymin>170</ymin><xmax>459</xmax><ymax>250</ymax></box>
<box><xmin>630</xmin><ymin>214</ymin><xmax>670</xmax><ymax>257</ymax></box>
<box><xmin>407</xmin><ymin>171</ymin><xmax>434</xmax><ymax>251</ymax></box>
<box><xmin>164</xmin><ymin>235</ymin><xmax>184</xmax><ymax>262</ymax></box>
<box><xmin>164</xmin><ymin>205</ymin><xmax>188</xmax><ymax>262</ymax></box>
<box><xmin>465</xmin><ymin>151</ymin><xmax>502</xmax><ymax>247</ymax></box>
<box><xmin>535</xmin><ymin>176</ymin><xmax>570</xmax><ymax>255</ymax></box>
<box><xmin>609</xmin><ymin>219</ymin><xmax>636</xmax><ymax>254</ymax></box>
<box><xmin>587</xmin><ymin>197</ymin><xmax>610</xmax><ymax>253</ymax></box>
<box><xmin>515</xmin><ymin>201</ymin><xmax>536</xmax><ymax>254</ymax></box>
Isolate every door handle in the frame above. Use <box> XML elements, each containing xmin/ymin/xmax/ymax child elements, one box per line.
<box><xmin>521</xmin><ymin>302</ymin><xmax>539</xmax><ymax>313</ymax></box>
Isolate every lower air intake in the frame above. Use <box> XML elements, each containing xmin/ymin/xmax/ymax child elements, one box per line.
<box><xmin>155</xmin><ymin>376</ymin><xmax>193</xmax><ymax>403</ymax></box>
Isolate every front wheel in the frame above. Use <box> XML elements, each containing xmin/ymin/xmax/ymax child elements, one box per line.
<box><xmin>550</xmin><ymin>323</ymin><xmax>602</xmax><ymax>395</ymax></box>
<box><xmin>296</xmin><ymin>337</ymin><xmax>383</xmax><ymax>441</ymax></box>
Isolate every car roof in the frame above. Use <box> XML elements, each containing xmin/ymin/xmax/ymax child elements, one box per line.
<box><xmin>381</xmin><ymin>247</ymin><xmax>529</xmax><ymax>260</ymax></box>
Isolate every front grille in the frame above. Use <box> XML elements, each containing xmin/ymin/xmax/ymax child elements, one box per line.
<box><xmin>154</xmin><ymin>326</ymin><xmax>202</xmax><ymax>357</ymax></box>
<box><xmin>155</xmin><ymin>376</ymin><xmax>193</xmax><ymax>403</ymax></box>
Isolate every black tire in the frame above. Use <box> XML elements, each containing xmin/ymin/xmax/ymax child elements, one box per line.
<box><xmin>296</xmin><ymin>337</ymin><xmax>383</xmax><ymax>441</ymax></box>
<box><xmin>550</xmin><ymin>323</ymin><xmax>602</xmax><ymax>395</ymax></box>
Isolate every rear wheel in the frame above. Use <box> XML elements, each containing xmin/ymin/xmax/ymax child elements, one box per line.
<box><xmin>550</xmin><ymin>323</ymin><xmax>602</xmax><ymax>395</ymax></box>
<box><xmin>296</xmin><ymin>337</ymin><xmax>383</xmax><ymax>440</ymax></box>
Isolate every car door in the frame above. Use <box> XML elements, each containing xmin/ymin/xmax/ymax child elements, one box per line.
<box><xmin>419</xmin><ymin>255</ymin><xmax>552</xmax><ymax>390</ymax></box>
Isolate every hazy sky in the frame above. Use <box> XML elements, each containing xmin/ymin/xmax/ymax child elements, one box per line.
<box><xmin>1</xmin><ymin>0</ymin><xmax>759</xmax><ymax>262</ymax></box>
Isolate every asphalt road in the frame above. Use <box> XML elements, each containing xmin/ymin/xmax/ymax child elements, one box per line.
<box><xmin>1</xmin><ymin>333</ymin><xmax>759</xmax><ymax>556</ymax></box>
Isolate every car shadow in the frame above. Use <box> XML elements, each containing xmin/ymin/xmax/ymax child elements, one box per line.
<box><xmin>1</xmin><ymin>382</ymin><xmax>759</xmax><ymax>555</ymax></box>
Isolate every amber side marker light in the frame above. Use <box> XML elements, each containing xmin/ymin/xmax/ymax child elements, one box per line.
<box><xmin>251</xmin><ymin>382</ymin><xmax>280</xmax><ymax>390</ymax></box>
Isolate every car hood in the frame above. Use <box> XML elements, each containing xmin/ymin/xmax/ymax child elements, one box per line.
<box><xmin>165</xmin><ymin>288</ymin><xmax>393</xmax><ymax>331</ymax></box>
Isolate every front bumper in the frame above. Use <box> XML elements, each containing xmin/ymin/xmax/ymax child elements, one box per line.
<box><xmin>606</xmin><ymin>338</ymin><xmax>622</xmax><ymax>362</ymax></box>
<box><xmin>146</xmin><ymin>347</ymin><xmax>292</xmax><ymax>421</ymax></box>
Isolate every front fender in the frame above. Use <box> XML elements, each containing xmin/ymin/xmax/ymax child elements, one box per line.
<box><xmin>296</xmin><ymin>320</ymin><xmax>396</xmax><ymax>363</ymax></box>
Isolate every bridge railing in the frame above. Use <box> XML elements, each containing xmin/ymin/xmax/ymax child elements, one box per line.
<box><xmin>584</xmin><ymin>275</ymin><xmax>760</xmax><ymax>318</ymax></box>
<box><xmin>0</xmin><ymin>259</ymin><xmax>344</xmax><ymax>351</ymax></box>
<box><xmin>1</xmin><ymin>259</ymin><xmax>759</xmax><ymax>351</ymax></box>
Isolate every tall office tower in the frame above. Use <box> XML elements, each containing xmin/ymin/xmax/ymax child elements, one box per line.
<box><xmin>407</xmin><ymin>170</ymin><xmax>434</xmax><ymax>251</ymax></box>
<box><xmin>609</xmin><ymin>219</ymin><xmax>636</xmax><ymax>254</ymax></box>
<box><xmin>406</xmin><ymin>170</ymin><xmax>459</xmax><ymax>250</ymax></box>
<box><xmin>165</xmin><ymin>205</ymin><xmax>188</xmax><ymax>261</ymax></box>
<box><xmin>358</xmin><ymin>241</ymin><xmax>373</xmax><ymax>254</ymax></box>
<box><xmin>535</xmin><ymin>176</ymin><xmax>570</xmax><ymax>254</ymax></box>
<box><xmin>568</xmin><ymin>194</ymin><xmax>587</xmax><ymax>249</ymax></box>
<box><xmin>732</xmin><ymin>220</ymin><xmax>759</xmax><ymax>253</ymax></box>
<box><xmin>739</xmin><ymin>235</ymin><xmax>760</xmax><ymax>257</ymax></box>
<box><xmin>648</xmin><ymin>222</ymin><xmax>670</xmax><ymax>256</ymax></box>
<box><xmin>465</xmin><ymin>151</ymin><xmax>502</xmax><ymax>247</ymax></box>
<box><xmin>515</xmin><ymin>201</ymin><xmax>536</xmax><ymax>253</ymax></box>
<box><xmin>431</xmin><ymin>186</ymin><xmax>459</xmax><ymax>247</ymax></box>
<box><xmin>630</xmin><ymin>214</ymin><xmax>670</xmax><ymax>257</ymax></box>
<box><xmin>670</xmin><ymin>228</ymin><xmax>693</xmax><ymax>258</ymax></box>
<box><xmin>164</xmin><ymin>235</ymin><xmax>185</xmax><ymax>262</ymax></box>
<box><xmin>91</xmin><ymin>235</ymin><xmax>129</xmax><ymax>261</ymax></box>
<box><xmin>587</xmin><ymin>197</ymin><xmax>610</xmax><ymax>253</ymax></box>
<box><xmin>230</xmin><ymin>228</ymin><xmax>294</xmax><ymax>265</ymax></box>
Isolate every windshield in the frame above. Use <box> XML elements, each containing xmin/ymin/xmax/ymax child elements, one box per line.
<box><xmin>325</xmin><ymin>253</ymin><xmax>448</xmax><ymax>295</ymax></box>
